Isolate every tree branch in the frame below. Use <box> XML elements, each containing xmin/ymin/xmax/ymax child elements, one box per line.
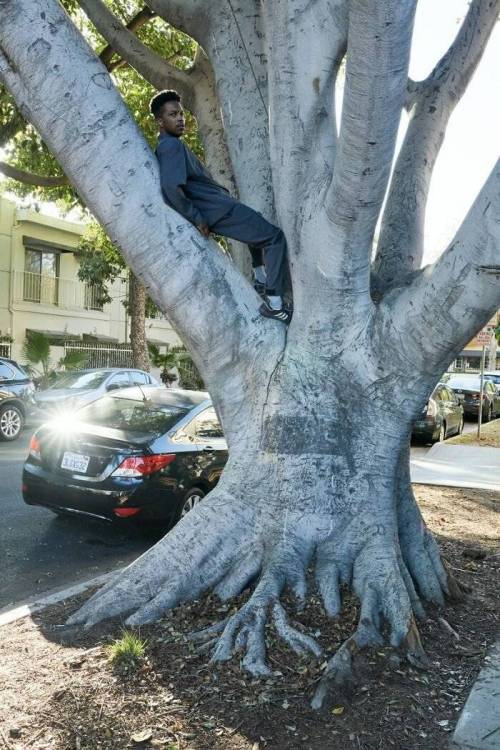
<box><xmin>323</xmin><ymin>0</ymin><xmax>417</xmax><ymax>299</ymax></box>
<box><xmin>99</xmin><ymin>6</ymin><xmax>156</xmax><ymax>68</ymax></box>
<box><xmin>0</xmin><ymin>161</ymin><xmax>68</xmax><ymax>187</ymax></box>
<box><xmin>262</xmin><ymin>0</ymin><xmax>347</xmax><ymax>239</ymax></box>
<box><xmin>374</xmin><ymin>0</ymin><xmax>500</xmax><ymax>291</ymax></box>
<box><xmin>144</xmin><ymin>0</ymin><xmax>204</xmax><ymax>39</ymax></box>
<box><xmin>390</xmin><ymin>160</ymin><xmax>500</xmax><ymax>374</ymax></box>
<box><xmin>0</xmin><ymin>0</ymin><xmax>283</xmax><ymax>424</ymax></box>
<box><xmin>78</xmin><ymin>0</ymin><xmax>195</xmax><ymax>108</ymax></box>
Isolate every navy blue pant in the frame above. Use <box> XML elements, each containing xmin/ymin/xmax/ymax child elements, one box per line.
<box><xmin>210</xmin><ymin>203</ymin><xmax>287</xmax><ymax>296</ymax></box>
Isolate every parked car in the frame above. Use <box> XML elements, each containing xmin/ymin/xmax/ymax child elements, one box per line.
<box><xmin>412</xmin><ymin>383</ymin><xmax>464</xmax><ymax>443</ymax></box>
<box><xmin>446</xmin><ymin>374</ymin><xmax>500</xmax><ymax>422</ymax></box>
<box><xmin>0</xmin><ymin>357</ymin><xmax>36</xmax><ymax>441</ymax></box>
<box><xmin>33</xmin><ymin>368</ymin><xmax>159</xmax><ymax>419</ymax></box>
<box><xmin>483</xmin><ymin>371</ymin><xmax>500</xmax><ymax>393</ymax></box>
<box><xmin>22</xmin><ymin>386</ymin><xmax>228</xmax><ymax>526</ymax></box>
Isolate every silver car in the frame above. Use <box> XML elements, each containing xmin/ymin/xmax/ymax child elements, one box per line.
<box><xmin>34</xmin><ymin>368</ymin><xmax>159</xmax><ymax>419</ymax></box>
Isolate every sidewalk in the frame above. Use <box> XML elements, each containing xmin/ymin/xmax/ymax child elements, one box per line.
<box><xmin>452</xmin><ymin>641</ymin><xmax>500</xmax><ymax>749</ymax></box>
<box><xmin>410</xmin><ymin>445</ymin><xmax>500</xmax><ymax>491</ymax></box>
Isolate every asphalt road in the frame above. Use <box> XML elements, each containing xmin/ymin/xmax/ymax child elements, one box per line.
<box><xmin>0</xmin><ymin>428</ymin><xmax>156</xmax><ymax>611</ymax></box>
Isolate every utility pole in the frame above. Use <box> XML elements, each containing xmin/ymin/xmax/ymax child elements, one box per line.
<box><xmin>478</xmin><ymin>345</ymin><xmax>486</xmax><ymax>439</ymax></box>
<box><xmin>487</xmin><ymin>328</ymin><xmax>497</xmax><ymax>371</ymax></box>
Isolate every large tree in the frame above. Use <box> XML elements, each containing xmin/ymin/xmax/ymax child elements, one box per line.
<box><xmin>1</xmin><ymin>0</ymin><xmax>498</xmax><ymax>707</ymax></box>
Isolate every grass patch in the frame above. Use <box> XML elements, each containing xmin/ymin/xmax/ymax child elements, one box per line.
<box><xmin>106</xmin><ymin>630</ymin><xmax>147</xmax><ymax>668</ymax></box>
<box><xmin>447</xmin><ymin>419</ymin><xmax>500</xmax><ymax>447</ymax></box>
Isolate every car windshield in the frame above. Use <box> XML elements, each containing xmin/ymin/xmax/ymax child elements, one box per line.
<box><xmin>447</xmin><ymin>376</ymin><xmax>481</xmax><ymax>389</ymax></box>
<box><xmin>48</xmin><ymin>371</ymin><xmax>110</xmax><ymax>390</ymax></box>
<box><xmin>76</xmin><ymin>394</ymin><xmax>188</xmax><ymax>434</ymax></box>
<box><xmin>485</xmin><ymin>374</ymin><xmax>500</xmax><ymax>384</ymax></box>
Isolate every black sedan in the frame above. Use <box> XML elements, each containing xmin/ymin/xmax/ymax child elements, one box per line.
<box><xmin>0</xmin><ymin>356</ymin><xmax>36</xmax><ymax>441</ymax></box>
<box><xmin>446</xmin><ymin>375</ymin><xmax>500</xmax><ymax>422</ymax></box>
<box><xmin>411</xmin><ymin>383</ymin><xmax>464</xmax><ymax>443</ymax></box>
<box><xmin>22</xmin><ymin>386</ymin><xmax>228</xmax><ymax>526</ymax></box>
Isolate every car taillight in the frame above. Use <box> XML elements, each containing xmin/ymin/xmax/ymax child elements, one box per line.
<box><xmin>113</xmin><ymin>507</ymin><xmax>142</xmax><ymax>517</ymax></box>
<box><xmin>112</xmin><ymin>453</ymin><xmax>176</xmax><ymax>477</ymax></box>
<box><xmin>29</xmin><ymin>434</ymin><xmax>41</xmax><ymax>460</ymax></box>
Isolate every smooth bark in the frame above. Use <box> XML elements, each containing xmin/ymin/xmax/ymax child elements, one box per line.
<box><xmin>1</xmin><ymin>0</ymin><xmax>499</xmax><ymax>710</ymax></box>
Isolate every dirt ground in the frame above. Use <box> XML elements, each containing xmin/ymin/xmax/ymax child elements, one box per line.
<box><xmin>448</xmin><ymin>417</ymin><xmax>500</xmax><ymax>448</ymax></box>
<box><xmin>0</xmin><ymin>485</ymin><xmax>499</xmax><ymax>750</ymax></box>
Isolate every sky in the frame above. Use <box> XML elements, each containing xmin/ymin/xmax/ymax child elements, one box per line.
<box><xmin>0</xmin><ymin>0</ymin><xmax>498</xmax><ymax>266</ymax></box>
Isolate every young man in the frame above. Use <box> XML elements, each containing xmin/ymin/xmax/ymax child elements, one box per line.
<box><xmin>150</xmin><ymin>90</ymin><xmax>290</xmax><ymax>323</ymax></box>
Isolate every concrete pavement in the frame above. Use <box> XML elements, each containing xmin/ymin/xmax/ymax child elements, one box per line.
<box><xmin>411</xmin><ymin>445</ymin><xmax>500</xmax><ymax>491</ymax></box>
<box><xmin>452</xmin><ymin>642</ymin><xmax>500</xmax><ymax>749</ymax></box>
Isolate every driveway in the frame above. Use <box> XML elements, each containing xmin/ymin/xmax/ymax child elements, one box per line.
<box><xmin>0</xmin><ymin>429</ymin><xmax>156</xmax><ymax>611</ymax></box>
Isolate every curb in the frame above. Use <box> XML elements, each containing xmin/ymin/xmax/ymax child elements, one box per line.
<box><xmin>0</xmin><ymin>569</ymin><xmax>120</xmax><ymax>627</ymax></box>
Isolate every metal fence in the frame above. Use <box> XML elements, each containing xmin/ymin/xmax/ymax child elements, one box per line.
<box><xmin>0</xmin><ymin>344</ymin><xmax>11</xmax><ymax>358</ymax></box>
<box><xmin>64</xmin><ymin>341</ymin><xmax>134</xmax><ymax>369</ymax></box>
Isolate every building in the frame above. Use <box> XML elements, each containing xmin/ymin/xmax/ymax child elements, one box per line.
<box><xmin>452</xmin><ymin>312</ymin><xmax>500</xmax><ymax>372</ymax></box>
<box><xmin>0</xmin><ymin>196</ymin><xmax>181</xmax><ymax>367</ymax></box>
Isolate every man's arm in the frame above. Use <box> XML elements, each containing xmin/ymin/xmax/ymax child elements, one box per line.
<box><xmin>156</xmin><ymin>138</ymin><xmax>207</xmax><ymax>229</ymax></box>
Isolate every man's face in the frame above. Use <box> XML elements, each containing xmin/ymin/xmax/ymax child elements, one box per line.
<box><xmin>157</xmin><ymin>100</ymin><xmax>185</xmax><ymax>137</ymax></box>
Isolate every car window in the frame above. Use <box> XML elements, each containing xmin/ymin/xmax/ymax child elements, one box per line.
<box><xmin>445</xmin><ymin>388</ymin><xmax>457</xmax><ymax>403</ymax></box>
<box><xmin>0</xmin><ymin>362</ymin><xmax>15</xmax><ymax>380</ymax></box>
<box><xmin>76</xmin><ymin>394</ymin><xmax>189</xmax><ymax>434</ymax></box>
<box><xmin>50</xmin><ymin>371</ymin><xmax>109</xmax><ymax>390</ymax></box>
<box><xmin>433</xmin><ymin>388</ymin><xmax>444</xmax><ymax>401</ymax></box>
<box><xmin>192</xmin><ymin>408</ymin><xmax>224</xmax><ymax>440</ymax></box>
<box><xmin>108</xmin><ymin>372</ymin><xmax>132</xmax><ymax>388</ymax></box>
<box><xmin>129</xmin><ymin>371</ymin><xmax>148</xmax><ymax>385</ymax></box>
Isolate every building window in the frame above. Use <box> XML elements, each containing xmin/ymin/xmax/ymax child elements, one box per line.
<box><xmin>23</xmin><ymin>247</ymin><xmax>59</xmax><ymax>304</ymax></box>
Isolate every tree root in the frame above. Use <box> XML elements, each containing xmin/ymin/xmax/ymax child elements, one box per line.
<box><xmin>66</xmin><ymin>492</ymin><xmax>255</xmax><ymax>629</ymax></box>
<box><xmin>190</xmin><ymin>594</ymin><xmax>323</xmax><ymax>677</ymax></box>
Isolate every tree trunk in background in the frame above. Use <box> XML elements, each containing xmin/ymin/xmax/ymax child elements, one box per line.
<box><xmin>128</xmin><ymin>273</ymin><xmax>149</xmax><ymax>372</ymax></box>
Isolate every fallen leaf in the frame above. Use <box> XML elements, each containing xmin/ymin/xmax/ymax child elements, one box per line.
<box><xmin>332</xmin><ymin>706</ymin><xmax>345</xmax><ymax>715</ymax></box>
<box><xmin>131</xmin><ymin>728</ymin><xmax>153</xmax><ymax>743</ymax></box>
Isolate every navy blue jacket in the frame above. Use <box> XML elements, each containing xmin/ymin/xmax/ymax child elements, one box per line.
<box><xmin>156</xmin><ymin>132</ymin><xmax>235</xmax><ymax>227</ymax></box>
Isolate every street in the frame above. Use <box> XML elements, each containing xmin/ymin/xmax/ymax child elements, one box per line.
<box><xmin>0</xmin><ymin>429</ymin><xmax>156</xmax><ymax>611</ymax></box>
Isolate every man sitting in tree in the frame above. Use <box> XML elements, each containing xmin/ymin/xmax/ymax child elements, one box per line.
<box><xmin>150</xmin><ymin>90</ymin><xmax>290</xmax><ymax>323</ymax></box>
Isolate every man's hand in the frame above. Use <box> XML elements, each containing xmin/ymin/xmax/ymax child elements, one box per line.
<box><xmin>197</xmin><ymin>222</ymin><xmax>210</xmax><ymax>238</ymax></box>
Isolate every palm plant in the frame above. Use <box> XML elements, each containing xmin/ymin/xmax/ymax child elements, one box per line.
<box><xmin>22</xmin><ymin>332</ymin><xmax>87</xmax><ymax>388</ymax></box>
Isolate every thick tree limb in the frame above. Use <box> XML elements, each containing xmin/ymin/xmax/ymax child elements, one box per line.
<box><xmin>262</xmin><ymin>0</ymin><xmax>348</xmax><ymax>240</ymax></box>
<box><xmin>374</xmin><ymin>0</ymin><xmax>500</xmax><ymax>291</ymax></box>
<box><xmin>99</xmin><ymin>6</ymin><xmax>156</xmax><ymax>67</ymax></box>
<box><xmin>0</xmin><ymin>161</ymin><xmax>67</xmax><ymax>187</ymax></box>
<box><xmin>391</xmin><ymin>161</ymin><xmax>500</xmax><ymax>374</ymax></box>
<box><xmin>324</xmin><ymin>0</ymin><xmax>417</xmax><ymax>299</ymax></box>
<box><xmin>78</xmin><ymin>0</ymin><xmax>195</xmax><ymax>109</ymax></box>
<box><xmin>144</xmin><ymin>0</ymin><xmax>205</xmax><ymax>38</ymax></box>
<box><xmin>0</xmin><ymin>0</ymin><xmax>283</xmax><ymax>430</ymax></box>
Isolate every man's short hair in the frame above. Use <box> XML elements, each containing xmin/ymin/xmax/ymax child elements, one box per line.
<box><xmin>150</xmin><ymin>90</ymin><xmax>181</xmax><ymax>117</ymax></box>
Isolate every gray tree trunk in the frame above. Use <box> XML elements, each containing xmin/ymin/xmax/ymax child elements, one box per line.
<box><xmin>1</xmin><ymin>0</ymin><xmax>499</xmax><ymax>708</ymax></box>
<box><xmin>128</xmin><ymin>272</ymin><xmax>150</xmax><ymax>372</ymax></box>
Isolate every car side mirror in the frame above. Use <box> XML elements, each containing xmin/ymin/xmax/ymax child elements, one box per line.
<box><xmin>106</xmin><ymin>382</ymin><xmax>123</xmax><ymax>391</ymax></box>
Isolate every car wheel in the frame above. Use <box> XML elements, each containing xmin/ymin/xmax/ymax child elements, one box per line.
<box><xmin>0</xmin><ymin>404</ymin><xmax>24</xmax><ymax>441</ymax></box>
<box><xmin>436</xmin><ymin>422</ymin><xmax>446</xmax><ymax>443</ymax></box>
<box><xmin>484</xmin><ymin>404</ymin><xmax>492</xmax><ymax>423</ymax></box>
<box><xmin>177</xmin><ymin>486</ymin><xmax>205</xmax><ymax>521</ymax></box>
<box><xmin>456</xmin><ymin>416</ymin><xmax>464</xmax><ymax>435</ymax></box>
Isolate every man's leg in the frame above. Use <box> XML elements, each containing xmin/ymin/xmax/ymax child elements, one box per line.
<box><xmin>211</xmin><ymin>204</ymin><xmax>287</xmax><ymax>300</ymax></box>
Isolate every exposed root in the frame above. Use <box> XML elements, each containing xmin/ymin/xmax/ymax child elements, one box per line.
<box><xmin>312</xmin><ymin>538</ymin><xmax>430</xmax><ymax>709</ymax></box>
<box><xmin>66</xmin><ymin>492</ymin><xmax>254</xmax><ymax>629</ymax></box>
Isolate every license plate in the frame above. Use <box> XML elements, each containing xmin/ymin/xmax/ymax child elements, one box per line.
<box><xmin>61</xmin><ymin>451</ymin><xmax>90</xmax><ymax>473</ymax></box>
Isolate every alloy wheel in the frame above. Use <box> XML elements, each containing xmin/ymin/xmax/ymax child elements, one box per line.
<box><xmin>180</xmin><ymin>489</ymin><xmax>204</xmax><ymax>518</ymax></box>
<box><xmin>0</xmin><ymin>407</ymin><xmax>22</xmax><ymax>439</ymax></box>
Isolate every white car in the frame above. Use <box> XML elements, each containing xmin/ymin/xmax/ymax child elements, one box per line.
<box><xmin>34</xmin><ymin>368</ymin><xmax>159</xmax><ymax>419</ymax></box>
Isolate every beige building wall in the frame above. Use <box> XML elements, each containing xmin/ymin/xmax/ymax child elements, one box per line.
<box><xmin>0</xmin><ymin>196</ymin><xmax>181</xmax><ymax>364</ymax></box>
